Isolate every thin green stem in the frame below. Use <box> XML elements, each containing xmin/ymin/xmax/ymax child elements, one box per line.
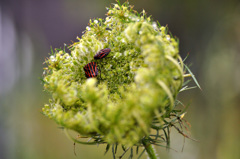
<box><xmin>142</xmin><ymin>139</ymin><xmax>159</xmax><ymax>159</ymax></box>
<box><xmin>64</xmin><ymin>129</ymin><xmax>101</xmax><ymax>145</ymax></box>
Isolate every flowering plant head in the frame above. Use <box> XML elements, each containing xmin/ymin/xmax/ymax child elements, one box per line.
<box><xmin>42</xmin><ymin>1</ymin><xmax>198</xmax><ymax>157</ymax></box>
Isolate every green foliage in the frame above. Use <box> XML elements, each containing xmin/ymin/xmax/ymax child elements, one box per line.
<box><xmin>42</xmin><ymin>1</ymin><xmax>197</xmax><ymax>158</ymax></box>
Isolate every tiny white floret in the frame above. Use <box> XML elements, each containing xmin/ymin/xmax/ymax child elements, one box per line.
<box><xmin>86</xmin><ymin>26</ymin><xmax>91</xmax><ymax>31</ymax></box>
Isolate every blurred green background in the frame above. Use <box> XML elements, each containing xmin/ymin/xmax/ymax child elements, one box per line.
<box><xmin>1</xmin><ymin>0</ymin><xmax>240</xmax><ymax>158</ymax></box>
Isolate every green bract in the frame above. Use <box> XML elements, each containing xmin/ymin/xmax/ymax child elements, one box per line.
<box><xmin>42</xmin><ymin>2</ymin><xmax>185</xmax><ymax>147</ymax></box>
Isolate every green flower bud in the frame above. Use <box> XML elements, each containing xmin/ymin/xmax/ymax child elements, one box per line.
<box><xmin>42</xmin><ymin>1</ymin><xmax>197</xmax><ymax>154</ymax></box>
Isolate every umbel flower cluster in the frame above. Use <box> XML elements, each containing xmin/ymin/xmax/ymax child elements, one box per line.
<box><xmin>42</xmin><ymin>1</ymin><xmax>197</xmax><ymax>158</ymax></box>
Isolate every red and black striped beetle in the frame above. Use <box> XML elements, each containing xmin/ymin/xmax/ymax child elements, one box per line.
<box><xmin>83</xmin><ymin>62</ymin><xmax>98</xmax><ymax>78</ymax></box>
<box><xmin>94</xmin><ymin>48</ymin><xmax>111</xmax><ymax>59</ymax></box>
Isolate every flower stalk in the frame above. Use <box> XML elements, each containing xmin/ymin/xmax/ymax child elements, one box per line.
<box><xmin>142</xmin><ymin>140</ymin><xmax>158</xmax><ymax>159</ymax></box>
